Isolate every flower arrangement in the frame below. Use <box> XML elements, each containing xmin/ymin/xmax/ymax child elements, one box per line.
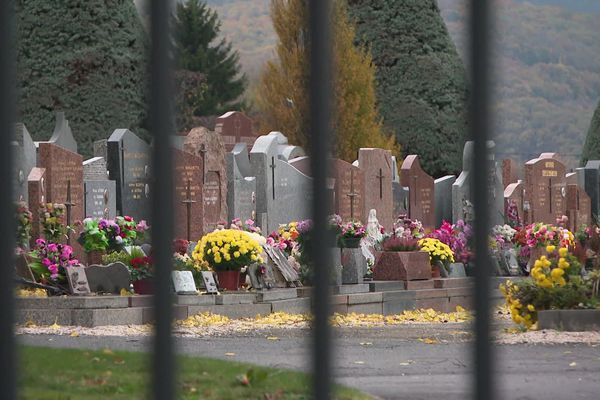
<box><xmin>340</xmin><ymin>220</ymin><xmax>366</xmax><ymax>239</ymax></box>
<box><xmin>505</xmin><ymin>199</ymin><xmax>521</xmax><ymax>228</ymax></box>
<box><xmin>173</xmin><ymin>238</ymin><xmax>190</xmax><ymax>255</ymax></box>
<box><xmin>230</xmin><ymin>218</ymin><xmax>262</xmax><ymax>234</ymax></box>
<box><xmin>128</xmin><ymin>247</ymin><xmax>153</xmax><ymax>281</ymax></box>
<box><xmin>491</xmin><ymin>224</ymin><xmax>517</xmax><ymax>252</ymax></box>
<box><xmin>521</xmin><ymin>223</ymin><xmax>574</xmax><ymax>249</ymax></box>
<box><xmin>28</xmin><ymin>239</ymin><xmax>79</xmax><ymax>283</ymax></box>
<box><xmin>39</xmin><ymin>203</ymin><xmax>67</xmax><ymax>242</ymax></box>
<box><xmin>418</xmin><ymin>238</ymin><xmax>455</xmax><ymax>266</ymax></box>
<box><xmin>500</xmin><ymin>245</ymin><xmax>595</xmax><ymax>329</ymax></box>
<box><xmin>78</xmin><ymin>216</ymin><xmax>149</xmax><ymax>253</ymax></box>
<box><xmin>427</xmin><ymin>220</ymin><xmax>472</xmax><ymax>264</ymax></box>
<box><xmin>267</xmin><ymin>221</ymin><xmax>300</xmax><ymax>255</ymax></box>
<box><xmin>393</xmin><ymin>215</ymin><xmax>425</xmax><ymax>239</ymax></box>
<box><xmin>174</xmin><ymin>252</ymin><xmax>208</xmax><ymax>287</ymax></box>
<box><xmin>193</xmin><ymin>229</ymin><xmax>263</xmax><ymax>271</ymax></box>
<box><xmin>15</xmin><ymin>202</ymin><xmax>32</xmax><ymax>249</ymax></box>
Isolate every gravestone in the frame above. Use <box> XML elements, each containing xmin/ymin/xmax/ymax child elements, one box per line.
<box><xmin>84</xmin><ymin>180</ymin><xmax>116</xmax><ymax>219</ymax></box>
<box><xmin>46</xmin><ymin>112</ymin><xmax>78</xmax><ymax>154</ymax></box>
<box><xmin>184</xmin><ymin>126</ymin><xmax>228</xmax><ymax>229</ymax></box>
<box><xmin>12</xmin><ymin>123</ymin><xmax>37</xmax><ymax>202</ymax></box>
<box><xmin>65</xmin><ymin>265</ymin><xmax>91</xmax><ymax>295</ymax></box>
<box><xmin>215</xmin><ymin>111</ymin><xmax>257</xmax><ymax>152</ymax></box>
<box><xmin>27</xmin><ymin>168</ymin><xmax>46</xmax><ymax>246</ymax></box>
<box><xmin>250</xmin><ymin>132</ymin><xmax>311</xmax><ymax>233</ymax></box>
<box><xmin>566</xmin><ymin>184</ymin><xmax>591</xmax><ymax>232</ymax></box>
<box><xmin>391</xmin><ymin>156</ymin><xmax>408</xmax><ymax>219</ymax></box>
<box><xmin>171</xmin><ymin>271</ymin><xmax>197</xmax><ymax>294</ymax></box>
<box><xmin>86</xmin><ymin>262</ymin><xmax>131</xmax><ymax>293</ymax></box>
<box><xmin>83</xmin><ymin>157</ymin><xmax>108</xmax><ymax>180</ymax></box>
<box><xmin>452</xmin><ymin>141</ymin><xmax>503</xmax><ymax>225</ymax></box>
<box><xmin>524</xmin><ymin>153</ymin><xmax>566</xmax><ymax>224</ymax></box>
<box><xmin>357</xmin><ymin>148</ymin><xmax>394</xmax><ymax>230</ymax></box>
<box><xmin>332</xmin><ymin>159</ymin><xmax>365</xmax><ymax>222</ymax></box>
<box><xmin>583</xmin><ymin>160</ymin><xmax>600</xmax><ymax>221</ymax></box>
<box><xmin>93</xmin><ymin>139</ymin><xmax>108</xmax><ymax>159</ymax></box>
<box><xmin>172</xmin><ymin>148</ymin><xmax>204</xmax><ymax>240</ymax></box>
<box><xmin>107</xmin><ymin>129</ymin><xmax>151</xmax><ymax>221</ymax></box>
<box><xmin>38</xmin><ymin>142</ymin><xmax>84</xmax><ymax>226</ymax></box>
<box><xmin>263</xmin><ymin>245</ymin><xmax>302</xmax><ymax>287</ymax></box>
<box><xmin>502</xmin><ymin>159</ymin><xmax>519</xmax><ymax>188</ymax></box>
<box><xmin>400</xmin><ymin>155</ymin><xmax>435</xmax><ymax>228</ymax></box>
<box><xmin>434</xmin><ymin>175</ymin><xmax>456</xmax><ymax>226</ymax></box>
<box><xmin>226</xmin><ymin>143</ymin><xmax>257</xmax><ymax>223</ymax></box>
<box><xmin>504</xmin><ymin>181</ymin><xmax>525</xmax><ymax>225</ymax></box>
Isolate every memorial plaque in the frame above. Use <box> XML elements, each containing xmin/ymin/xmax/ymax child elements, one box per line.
<box><xmin>173</xmin><ymin>148</ymin><xmax>204</xmax><ymax>240</ymax></box>
<box><xmin>357</xmin><ymin>148</ymin><xmax>394</xmax><ymax>230</ymax></box>
<box><xmin>65</xmin><ymin>265</ymin><xmax>91</xmax><ymax>295</ymax></box>
<box><xmin>201</xmin><ymin>271</ymin><xmax>219</xmax><ymax>294</ymax></box>
<box><xmin>86</xmin><ymin>262</ymin><xmax>131</xmax><ymax>293</ymax></box>
<box><xmin>400</xmin><ymin>155</ymin><xmax>435</xmax><ymax>228</ymax></box>
<box><xmin>107</xmin><ymin>129</ymin><xmax>151</xmax><ymax>220</ymax></box>
<box><xmin>38</xmin><ymin>142</ymin><xmax>84</xmax><ymax>224</ymax></box>
<box><xmin>84</xmin><ymin>180</ymin><xmax>116</xmax><ymax>219</ymax></box>
<box><xmin>524</xmin><ymin>153</ymin><xmax>566</xmax><ymax>224</ymax></box>
<box><xmin>171</xmin><ymin>271</ymin><xmax>197</xmax><ymax>294</ymax></box>
<box><xmin>215</xmin><ymin>111</ymin><xmax>257</xmax><ymax>151</ymax></box>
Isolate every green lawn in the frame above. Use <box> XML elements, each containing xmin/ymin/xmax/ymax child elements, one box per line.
<box><xmin>19</xmin><ymin>346</ymin><xmax>371</xmax><ymax>400</ymax></box>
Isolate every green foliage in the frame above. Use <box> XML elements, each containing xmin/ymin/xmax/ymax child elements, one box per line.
<box><xmin>101</xmin><ymin>251</ymin><xmax>130</xmax><ymax>266</ymax></box>
<box><xmin>16</xmin><ymin>0</ymin><xmax>150</xmax><ymax>158</ymax></box>
<box><xmin>347</xmin><ymin>0</ymin><xmax>469</xmax><ymax>178</ymax></box>
<box><xmin>581</xmin><ymin>100</ymin><xmax>600</xmax><ymax>164</ymax></box>
<box><xmin>175</xmin><ymin>0</ymin><xmax>247</xmax><ymax>117</ymax></box>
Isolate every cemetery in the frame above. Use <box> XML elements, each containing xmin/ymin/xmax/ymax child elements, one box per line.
<box><xmin>10</xmin><ymin>110</ymin><xmax>600</xmax><ymax>330</ymax></box>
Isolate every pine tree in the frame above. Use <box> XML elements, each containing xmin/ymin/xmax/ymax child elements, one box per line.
<box><xmin>16</xmin><ymin>0</ymin><xmax>150</xmax><ymax>158</ymax></box>
<box><xmin>254</xmin><ymin>0</ymin><xmax>399</xmax><ymax>162</ymax></box>
<box><xmin>348</xmin><ymin>0</ymin><xmax>469</xmax><ymax>177</ymax></box>
<box><xmin>581</xmin><ymin>100</ymin><xmax>600</xmax><ymax>165</ymax></box>
<box><xmin>175</xmin><ymin>0</ymin><xmax>247</xmax><ymax>116</ymax></box>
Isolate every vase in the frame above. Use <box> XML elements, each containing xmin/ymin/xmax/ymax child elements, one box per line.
<box><xmin>433</xmin><ymin>260</ymin><xmax>449</xmax><ymax>278</ymax></box>
<box><xmin>341</xmin><ymin>237</ymin><xmax>362</xmax><ymax>249</ymax></box>
<box><xmin>133</xmin><ymin>278</ymin><xmax>153</xmax><ymax>295</ymax></box>
<box><xmin>86</xmin><ymin>250</ymin><xmax>105</xmax><ymax>266</ymax></box>
<box><xmin>216</xmin><ymin>270</ymin><xmax>240</xmax><ymax>291</ymax></box>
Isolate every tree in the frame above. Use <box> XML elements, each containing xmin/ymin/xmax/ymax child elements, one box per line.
<box><xmin>16</xmin><ymin>0</ymin><xmax>150</xmax><ymax>158</ymax></box>
<box><xmin>348</xmin><ymin>0</ymin><xmax>469</xmax><ymax>177</ymax></box>
<box><xmin>254</xmin><ymin>0</ymin><xmax>399</xmax><ymax>162</ymax></box>
<box><xmin>581</xmin><ymin>100</ymin><xmax>600</xmax><ymax>165</ymax></box>
<box><xmin>175</xmin><ymin>0</ymin><xmax>247</xmax><ymax>116</ymax></box>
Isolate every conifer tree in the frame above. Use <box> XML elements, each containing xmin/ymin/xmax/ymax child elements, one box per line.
<box><xmin>255</xmin><ymin>0</ymin><xmax>399</xmax><ymax>161</ymax></box>
<box><xmin>16</xmin><ymin>0</ymin><xmax>149</xmax><ymax>157</ymax></box>
<box><xmin>348</xmin><ymin>0</ymin><xmax>469</xmax><ymax>177</ymax></box>
<box><xmin>175</xmin><ymin>0</ymin><xmax>247</xmax><ymax>116</ymax></box>
<box><xmin>581</xmin><ymin>100</ymin><xmax>600</xmax><ymax>164</ymax></box>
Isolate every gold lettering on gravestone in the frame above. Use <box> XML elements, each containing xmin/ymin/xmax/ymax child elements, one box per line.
<box><xmin>542</xmin><ymin>170</ymin><xmax>558</xmax><ymax>177</ymax></box>
<box><xmin>544</xmin><ymin>162</ymin><xmax>555</xmax><ymax>168</ymax></box>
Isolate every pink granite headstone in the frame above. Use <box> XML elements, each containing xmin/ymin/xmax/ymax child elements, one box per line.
<box><xmin>400</xmin><ymin>155</ymin><xmax>435</xmax><ymax>229</ymax></box>
<box><xmin>358</xmin><ymin>148</ymin><xmax>394</xmax><ymax>230</ymax></box>
<box><xmin>214</xmin><ymin>111</ymin><xmax>257</xmax><ymax>152</ymax></box>
<box><xmin>173</xmin><ymin>148</ymin><xmax>204</xmax><ymax>241</ymax></box>
<box><xmin>524</xmin><ymin>153</ymin><xmax>566</xmax><ymax>224</ymax></box>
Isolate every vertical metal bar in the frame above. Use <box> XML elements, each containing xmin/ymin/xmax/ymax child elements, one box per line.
<box><xmin>308</xmin><ymin>0</ymin><xmax>333</xmax><ymax>399</ymax></box>
<box><xmin>469</xmin><ymin>1</ymin><xmax>494</xmax><ymax>400</ymax></box>
<box><xmin>0</xmin><ymin>0</ymin><xmax>16</xmax><ymax>398</ymax></box>
<box><xmin>150</xmin><ymin>0</ymin><xmax>175</xmax><ymax>399</ymax></box>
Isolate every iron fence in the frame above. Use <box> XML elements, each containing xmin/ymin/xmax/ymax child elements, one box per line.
<box><xmin>0</xmin><ymin>0</ymin><xmax>492</xmax><ymax>399</ymax></box>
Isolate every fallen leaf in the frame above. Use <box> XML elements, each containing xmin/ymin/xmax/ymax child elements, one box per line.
<box><xmin>70</xmin><ymin>331</ymin><xmax>80</xmax><ymax>337</ymax></box>
<box><xmin>418</xmin><ymin>338</ymin><xmax>439</xmax><ymax>344</ymax></box>
<box><xmin>353</xmin><ymin>361</ymin><xmax>365</xmax><ymax>365</ymax></box>
<box><xmin>569</xmin><ymin>362</ymin><xmax>577</xmax><ymax>367</ymax></box>
<box><xmin>225</xmin><ymin>352</ymin><xmax>236</xmax><ymax>357</ymax></box>
<box><xmin>266</xmin><ymin>336</ymin><xmax>279</xmax><ymax>341</ymax></box>
<box><xmin>120</xmin><ymin>289</ymin><xmax>130</xmax><ymax>296</ymax></box>
<box><xmin>49</xmin><ymin>318</ymin><xmax>60</xmax><ymax>330</ymax></box>
<box><xmin>360</xmin><ymin>342</ymin><xmax>373</xmax><ymax>346</ymax></box>
<box><xmin>102</xmin><ymin>348</ymin><xmax>114</xmax><ymax>355</ymax></box>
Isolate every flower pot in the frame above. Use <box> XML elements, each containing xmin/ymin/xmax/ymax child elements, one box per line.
<box><xmin>86</xmin><ymin>250</ymin><xmax>105</xmax><ymax>266</ymax></box>
<box><xmin>133</xmin><ymin>278</ymin><xmax>153</xmax><ymax>295</ymax></box>
<box><xmin>373</xmin><ymin>251</ymin><xmax>431</xmax><ymax>281</ymax></box>
<box><xmin>341</xmin><ymin>237</ymin><xmax>362</xmax><ymax>249</ymax></box>
<box><xmin>216</xmin><ymin>270</ymin><xmax>240</xmax><ymax>291</ymax></box>
<box><xmin>431</xmin><ymin>264</ymin><xmax>441</xmax><ymax>278</ymax></box>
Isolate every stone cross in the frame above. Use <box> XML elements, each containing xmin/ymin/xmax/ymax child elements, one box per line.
<box><xmin>181</xmin><ymin>179</ymin><xmax>197</xmax><ymax>241</ymax></box>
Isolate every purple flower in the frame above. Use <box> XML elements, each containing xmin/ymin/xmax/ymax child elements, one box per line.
<box><xmin>136</xmin><ymin>220</ymin><xmax>149</xmax><ymax>232</ymax></box>
<box><xmin>35</xmin><ymin>238</ymin><xmax>46</xmax><ymax>248</ymax></box>
<box><xmin>47</xmin><ymin>243</ymin><xmax>58</xmax><ymax>253</ymax></box>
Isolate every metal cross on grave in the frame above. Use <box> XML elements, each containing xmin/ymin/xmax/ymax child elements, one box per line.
<box><xmin>346</xmin><ymin>169</ymin><xmax>359</xmax><ymax>219</ymax></box>
<box><xmin>199</xmin><ymin>144</ymin><xmax>207</xmax><ymax>184</ymax></box>
<box><xmin>270</xmin><ymin>156</ymin><xmax>276</xmax><ymax>200</ymax></box>
<box><xmin>64</xmin><ymin>180</ymin><xmax>76</xmax><ymax>245</ymax></box>
<box><xmin>376</xmin><ymin>168</ymin><xmax>385</xmax><ymax>200</ymax></box>
<box><xmin>181</xmin><ymin>179</ymin><xmax>197</xmax><ymax>241</ymax></box>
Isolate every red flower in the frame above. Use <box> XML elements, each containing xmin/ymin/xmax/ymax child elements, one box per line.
<box><xmin>120</xmin><ymin>232</ymin><xmax>127</xmax><ymax>238</ymax></box>
<box><xmin>124</xmin><ymin>216</ymin><xmax>133</xmax><ymax>222</ymax></box>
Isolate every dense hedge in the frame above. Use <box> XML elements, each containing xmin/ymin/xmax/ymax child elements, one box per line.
<box><xmin>582</xmin><ymin>100</ymin><xmax>600</xmax><ymax>165</ymax></box>
<box><xmin>16</xmin><ymin>0</ymin><xmax>150</xmax><ymax>157</ymax></box>
<box><xmin>348</xmin><ymin>0</ymin><xmax>469</xmax><ymax>177</ymax></box>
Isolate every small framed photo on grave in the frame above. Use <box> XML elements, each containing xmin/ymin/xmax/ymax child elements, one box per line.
<box><xmin>201</xmin><ymin>271</ymin><xmax>219</xmax><ymax>294</ymax></box>
<box><xmin>65</xmin><ymin>266</ymin><xmax>91</xmax><ymax>295</ymax></box>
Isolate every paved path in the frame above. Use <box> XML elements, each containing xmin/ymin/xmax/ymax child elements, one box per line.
<box><xmin>19</xmin><ymin>326</ymin><xmax>600</xmax><ymax>400</ymax></box>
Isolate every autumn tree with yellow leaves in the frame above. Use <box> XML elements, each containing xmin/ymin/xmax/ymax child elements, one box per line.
<box><xmin>254</xmin><ymin>0</ymin><xmax>399</xmax><ymax>161</ymax></box>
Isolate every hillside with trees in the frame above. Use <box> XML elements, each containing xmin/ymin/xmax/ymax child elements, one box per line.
<box><xmin>203</xmin><ymin>0</ymin><xmax>600</xmax><ymax>169</ymax></box>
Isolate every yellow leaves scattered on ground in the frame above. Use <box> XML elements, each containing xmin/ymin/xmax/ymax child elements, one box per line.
<box><xmin>253</xmin><ymin>312</ymin><xmax>307</xmax><ymax>326</ymax></box>
<box><xmin>418</xmin><ymin>338</ymin><xmax>440</xmax><ymax>344</ymax></box>
<box><xmin>179</xmin><ymin>312</ymin><xmax>231</xmax><ymax>327</ymax></box>
<box><xmin>16</xmin><ymin>288</ymin><xmax>47</xmax><ymax>298</ymax></box>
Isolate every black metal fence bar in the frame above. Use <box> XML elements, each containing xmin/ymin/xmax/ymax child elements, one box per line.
<box><xmin>469</xmin><ymin>1</ymin><xmax>494</xmax><ymax>400</ymax></box>
<box><xmin>309</xmin><ymin>0</ymin><xmax>333</xmax><ymax>399</ymax></box>
<box><xmin>150</xmin><ymin>0</ymin><xmax>175</xmax><ymax>399</ymax></box>
<box><xmin>0</xmin><ymin>0</ymin><xmax>17</xmax><ymax>399</ymax></box>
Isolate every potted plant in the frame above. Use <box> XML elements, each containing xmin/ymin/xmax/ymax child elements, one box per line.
<box><xmin>127</xmin><ymin>247</ymin><xmax>153</xmax><ymax>294</ymax></box>
<box><xmin>339</xmin><ymin>220</ymin><xmax>366</xmax><ymax>248</ymax></box>
<box><xmin>28</xmin><ymin>239</ymin><xmax>79</xmax><ymax>291</ymax></box>
<box><xmin>373</xmin><ymin>236</ymin><xmax>431</xmax><ymax>281</ymax></box>
<box><xmin>192</xmin><ymin>229</ymin><xmax>263</xmax><ymax>291</ymax></box>
<box><xmin>418</xmin><ymin>238</ymin><xmax>455</xmax><ymax>278</ymax></box>
<box><xmin>39</xmin><ymin>203</ymin><xmax>67</xmax><ymax>243</ymax></box>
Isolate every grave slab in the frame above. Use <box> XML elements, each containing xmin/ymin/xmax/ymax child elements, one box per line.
<box><xmin>71</xmin><ymin>308</ymin><xmax>143</xmax><ymax>327</ymax></box>
<box><xmin>255</xmin><ymin>288</ymin><xmax>298</xmax><ymax>302</ymax></box>
<box><xmin>270</xmin><ymin>298</ymin><xmax>311</xmax><ymax>314</ymax></box>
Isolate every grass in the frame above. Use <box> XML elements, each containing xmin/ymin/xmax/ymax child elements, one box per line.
<box><xmin>19</xmin><ymin>346</ymin><xmax>371</xmax><ymax>400</ymax></box>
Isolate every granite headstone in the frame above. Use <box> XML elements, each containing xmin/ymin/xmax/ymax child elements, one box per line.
<box><xmin>173</xmin><ymin>148</ymin><xmax>204</xmax><ymax>240</ymax></box>
<box><xmin>400</xmin><ymin>155</ymin><xmax>435</xmax><ymax>228</ymax></box>
<box><xmin>524</xmin><ymin>153</ymin><xmax>566</xmax><ymax>224</ymax></box>
<box><xmin>214</xmin><ymin>111</ymin><xmax>257</xmax><ymax>152</ymax></box>
<box><xmin>357</xmin><ymin>148</ymin><xmax>394</xmax><ymax>229</ymax></box>
<box><xmin>434</xmin><ymin>175</ymin><xmax>456</xmax><ymax>226</ymax></box>
<box><xmin>226</xmin><ymin>143</ymin><xmax>257</xmax><ymax>223</ymax></box>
